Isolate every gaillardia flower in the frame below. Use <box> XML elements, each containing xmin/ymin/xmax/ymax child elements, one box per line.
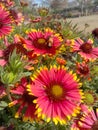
<box><xmin>76</xmin><ymin>62</ymin><xmax>89</xmax><ymax>77</ymax></box>
<box><xmin>27</xmin><ymin>66</ymin><xmax>83</xmax><ymax>124</ymax></box>
<box><xmin>0</xmin><ymin>4</ymin><xmax>13</xmax><ymax>38</ymax></box>
<box><xmin>25</xmin><ymin>28</ymin><xmax>63</xmax><ymax>55</ymax></box>
<box><xmin>71</xmin><ymin>105</ymin><xmax>98</xmax><ymax>130</ymax></box>
<box><xmin>0</xmin><ymin>0</ymin><xmax>14</xmax><ymax>7</ymax></box>
<box><xmin>0</xmin><ymin>36</ymin><xmax>27</xmax><ymax>66</ymax></box>
<box><xmin>9</xmin><ymin>78</ymin><xmax>37</xmax><ymax>122</ymax></box>
<box><xmin>9</xmin><ymin>9</ymin><xmax>24</xmax><ymax>25</ymax></box>
<box><xmin>73</xmin><ymin>38</ymin><xmax>98</xmax><ymax>60</ymax></box>
<box><xmin>84</xmin><ymin>90</ymin><xmax>98</xmax><ymax>107</ymax></box>
<box><xmin>71</xmin><ymin>104</ymin><xmax>88</xmax><ymax>130</ymax></box>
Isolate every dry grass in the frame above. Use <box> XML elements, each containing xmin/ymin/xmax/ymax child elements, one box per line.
<box><xmin>67</xmin><ymin>15</ymin><xmax>98</xmax><ymax>34</ymax></box>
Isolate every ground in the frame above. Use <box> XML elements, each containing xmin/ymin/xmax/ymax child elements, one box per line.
<box><xmin>67</xmin><ymin>14</ymin><xmax>98</xmax><ymax>34</ymax></box>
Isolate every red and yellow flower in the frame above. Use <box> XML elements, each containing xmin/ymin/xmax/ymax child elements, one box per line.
<box><xmin>9</xmin><ymin>9</ymin><xmax>24</xmax><ymax>25</ymax></box>
<box><xmin>0</xmin><ymin>0</ymin><xmax>14</xmax><ymax>7</ymax></box>
<box><xmin>71</xmin><ymin>105</ymin><xmax>98</xmax><ymax>130</ymax></box>
<box><xmin>76</xmin><ymin>62</ymin><xmax>90</xmax><ymax>77</ymax></box>
<box><xmin>9</xmin><ymin>78</ymin><xmax>37</xmax><ymax>122</ymax></box>
<box><xmin>25</xmin><ymin>28</ymin><xmax>63</xmax><ymax>55</ymax></box>
<box><xmin>0</xmin><ymin>4</ymin><xmax>13</xmax><ymax>38</ymax></box>
<box><xmin>73</xmin><ymin>38</ymin><xmax>98</xmax><ymax>60</ymax></box>
<box><xmin>27</xmin><ymin>66</ymin><xmax>84</xmax><ymax>124</ymax></box>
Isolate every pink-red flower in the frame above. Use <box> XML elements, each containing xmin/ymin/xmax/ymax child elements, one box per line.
<box><xmin>73</xmin><ymin>38</ymin><xmax>98</xmax><ymax>60</ymax></box>
<box><xmin>79</xmin><ymin>108</ymin><xmax>98</xmax><ymax>130</ymax></box>
<box><xmin>9</xmin><ymin>78</ymin><xmax>37</xmax><ymax>122</ymax></box>
<box><xmin>0</xmin><ymin>4</ymin><xmax>13</xmax><ymax>38</ymax></box>
<box><xmin>25</xmin><ymin>28</ymin><xmax>63</xmax><ymax>55</ymax></box>
<box><xmin>71</xmin><ymin>105</ymin><xmax>98</xmax><ymax>130</ymax></box>
<box><xmin>27</xmin><ymin>66</ymin><xmax>83</xmax><ymax>124</ymax></box>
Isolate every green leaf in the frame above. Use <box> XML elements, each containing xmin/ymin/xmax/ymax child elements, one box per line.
<box><xmin>0</xmin><ymin>107</ymin><xmax>5</xmax><ymax>111</ymax></box>
<box><xmin>0</xmin><ymin>101</ymin><xmax>8</xmax><ymax>111</ymax></box>
<box><xmin>0</xmin><ymin>101</ymin><xmax>8</xmax><ymax>107</ymax></box>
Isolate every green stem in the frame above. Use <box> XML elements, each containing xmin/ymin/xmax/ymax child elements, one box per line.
<box><xmin>6</xmin><ymin>85</ymin><xmax>19</xmax><ymax>130</ymax></box>
<box><xmin>6</xmin><ymin>85</ymin><xmax>12</xmax><ymax>101</ymax></box>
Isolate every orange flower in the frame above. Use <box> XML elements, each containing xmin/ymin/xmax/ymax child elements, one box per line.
<box><xmin>56</xmin><ymin>57</ymin><xmax>66</xmax><ymax>65</ymax></box>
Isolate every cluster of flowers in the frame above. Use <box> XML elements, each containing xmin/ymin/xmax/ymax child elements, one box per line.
<box><xmin>0</xmin><ymin>0</ymin><xmax>98</xmax><ymax>130</ymax></box>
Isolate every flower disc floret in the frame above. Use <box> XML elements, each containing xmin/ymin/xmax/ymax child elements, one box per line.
<box><xmin>80</xmin><ymin>42</ymin><xmax>92</xmax><ymax>53</ymax></box>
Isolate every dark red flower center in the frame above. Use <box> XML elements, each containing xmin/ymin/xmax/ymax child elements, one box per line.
<box><xmin>33</xmin><ymin>37</ymin><xmax>53</xmax><ymax>50</ymax></box>
<box><xmin>3</xmin><ymin>43</ymin><xmax>27</xmax><ymax>61</ymax></box>
<box><xmin>78</xmin><ymin>65</ymin><xmax>89</xmax><ymax>75</ymax></box>
<box><xmin>92</xmin><ymin>120</ymin><xmax>98</xmax><ymax>130</ymax></box>
<box><xmin>80</xmin><ymin>43</ymin><xmax>92</xmax><ymax>53</ymax></box>
<box><xmin>23</xmin><ymin>92</ymin><xmax>36</xmax><ymax>104</ymax></box>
